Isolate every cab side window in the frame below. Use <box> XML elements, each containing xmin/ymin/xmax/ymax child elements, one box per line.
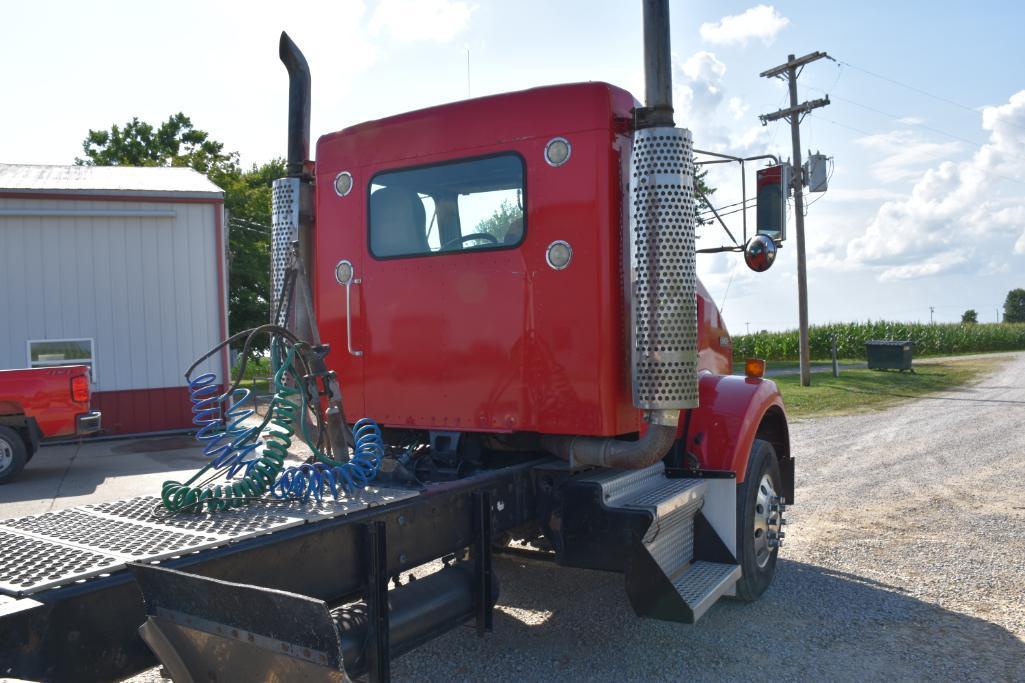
<box><xmin>369</xmin><ymin>153</ymin><xmax>525</xmax><ymax>259</ymax></box>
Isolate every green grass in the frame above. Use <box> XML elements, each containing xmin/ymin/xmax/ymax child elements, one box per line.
<box><xmin>773</xmin><ymin>357</ymin><xmax>999</xmax><ymax>418</ymax></box>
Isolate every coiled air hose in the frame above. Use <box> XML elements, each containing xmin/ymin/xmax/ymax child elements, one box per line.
<box><xmin>161</xmin><ymin>344</ymin><xmax>301</xmax><ymax>513</ymax></box>
<box><xmin>272</xmin><ymin>418</ymin><xmax>384</xmax><ymax>502</ymax></box>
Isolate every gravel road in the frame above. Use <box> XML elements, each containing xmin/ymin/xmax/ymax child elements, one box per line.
<box><xmin>388</xmin><ymin>352</ymin><xmax>1025</xmax><ymax>681</ymax></box>
<box><xmin>128</xmin><ymin>352</ymin><xmax>1025</xmax><ymax>682</ymax></box>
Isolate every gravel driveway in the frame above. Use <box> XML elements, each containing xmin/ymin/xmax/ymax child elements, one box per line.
<box><xmin>127</xmin><ymin>353</ymin><xmax>1025</xmax><ymax>682</ymax></box>
<box><xmin>389</xmin><ymin>352</ymin><xmax>1025</xmax><ymax>681</ymax></box>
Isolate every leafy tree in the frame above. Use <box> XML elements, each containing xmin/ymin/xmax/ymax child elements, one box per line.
<box><xmin>474</xmin><ymin>198</ymin><xmax>522</xmax><ymax>240</ymax></box>
<box><xmin>961</xmin><ymin>309</ymin><xmax>978</xmax><ymax>324</ymax></box>
<box><xmin>77</xmin><ymin>113</ymin><xmax>236</xmax><ymax>175</ymax></box>
<box><xmin>1004</xmin><ymin>289</ymin><xmax>1025</xmax><ymax>323</ymax></box>
<box><xmin>78</xmin><ymin>114</ymin><xmax>279</xmax><ymax>353</ymax></box>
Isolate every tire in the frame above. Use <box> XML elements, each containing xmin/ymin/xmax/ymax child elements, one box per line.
<box><xmin>0</xmin><ymin>425</ymin><xmax>28</xmax><ymax>485</ymax></box>
<box><xmin>733</xmin><ymin>438</ymin><xmax>783</xmax><ymax>602</ymax></box>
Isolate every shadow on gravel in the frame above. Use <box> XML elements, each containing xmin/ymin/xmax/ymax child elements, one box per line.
<box><xmin>394</xmin><ymin>556</ymin><xmax>1025</xmax><ymax>681</ymax></box>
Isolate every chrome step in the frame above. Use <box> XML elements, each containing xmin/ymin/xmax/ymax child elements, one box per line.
<box><xmin>592</xmin><ymin>464</ymin><xmax>739</xmax><ymax>624</ymax></box>
<box><xmin>672</xmin><ymin>561</ymin><xmax>742</xmax><ymax>622</ymax></box>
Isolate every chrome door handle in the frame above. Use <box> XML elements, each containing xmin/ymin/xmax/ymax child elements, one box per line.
<box><xmin>335</xmin><ymin>260</ymin><xmax>363</xmax><ymax>357</ymax></box>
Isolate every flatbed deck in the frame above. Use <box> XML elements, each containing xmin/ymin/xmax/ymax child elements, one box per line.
<box><xmin>0</xmin><ymin>459</ymin><xmax>545</xmax><ymax>682</ymax></box>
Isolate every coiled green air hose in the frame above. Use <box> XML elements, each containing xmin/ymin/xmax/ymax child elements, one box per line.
<box><xmin>160</xmin><ymin>345</ymin><xmax>301</xmax><ymax>513</ymax></box>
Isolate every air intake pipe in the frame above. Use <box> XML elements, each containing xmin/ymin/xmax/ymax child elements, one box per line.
<box><xmin>544</xmin><ymin>0</ymin><xmax>697</xmax><ymax>470</ymax></box>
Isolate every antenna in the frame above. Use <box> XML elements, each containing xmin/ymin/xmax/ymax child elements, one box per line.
<box><xmin>466</xmin><ymin>47</ymin><xmax>471</xmax><ymax>98</ymax></box>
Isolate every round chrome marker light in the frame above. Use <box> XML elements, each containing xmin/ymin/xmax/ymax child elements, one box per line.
<box><xmin>544</xmin><ymin>137</ymin><xmax>571</xmax><ymax>167</ymax></box>
<box><xmin>334</xmin><ymin>171</ymin><xmax>353</xmax><ymax>197</ymax></box>
<box><xmin>546</xmin><ymin>240</ymin><xmax>573</xmax><ymax>270</ymax></box>
<box><xmin>335</xmin><ymin>259</ymin><xmax>354</xmax><ymax>285</ymax></box>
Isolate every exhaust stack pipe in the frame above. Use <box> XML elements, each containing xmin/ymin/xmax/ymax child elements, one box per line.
<box><xmin>279</xmin><ymin>32</ymin><xmax>311</xmax><ymax>178</ymax></box>
<box><xmin>544</xmin><ymin>0</ymin><xmax>698</xmax><ymax>470</ymax></box>
<box><xmin>639</xmin><ymin>0</ymin><xmax>675</xmax><ymax>128</ymax></box>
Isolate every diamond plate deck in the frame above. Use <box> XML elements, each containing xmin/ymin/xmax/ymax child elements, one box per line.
<box><xmin>0</xmin><ymin>508</ymin><xmax>223</xmax><ymax>561</ymax></box>
<box><xmin>0</xmin><ymin>529</ymin><xmax>122</xmax><ymax>595</ymax></box>
<box><xmin>83</xmin><ymin>496</ymin><xmax>308</xmax><ymax>541</ymax></box>
<box><xmin>0</xmin><ymin>486</ymin><xmax>420</xmax><ymax>597</ymax></box>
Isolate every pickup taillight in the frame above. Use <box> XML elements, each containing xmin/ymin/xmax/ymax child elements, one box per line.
<box><xmin>71</xmin><ymin>375</ymin><xmax>89</xmax><ymax>403</ymax></box>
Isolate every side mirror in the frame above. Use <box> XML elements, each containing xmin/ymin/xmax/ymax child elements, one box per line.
<box><xmin>744</xmin><ymin>234</ymin><xmax>777</xmax><ymax>272</ymax></box>
<box><xmin>755</xmin><ymin>164</ymin><xmax>788</xmax><ymax>242</ymax></box>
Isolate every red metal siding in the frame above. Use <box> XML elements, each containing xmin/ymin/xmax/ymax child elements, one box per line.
<box><xmin>92</xmin><ymin>387</ymin><xmax>193</xmax><ymax>435</ymax></box>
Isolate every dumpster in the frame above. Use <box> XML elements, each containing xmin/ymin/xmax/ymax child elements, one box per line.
<box><xmin>865</xmin><ymin>340</ymin><xmax>914</xmax><ymax>372</ymax></box>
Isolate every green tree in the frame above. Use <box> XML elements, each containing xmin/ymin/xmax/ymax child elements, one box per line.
<box><xmin>78</xmin><ymin>114</ymin><xmax>279</xmax><ymax>353</ymax></box>
<box><xmin>1004</xmin><ymin>289</ymin><xmax>1025</xmax><ymax>323</ymax></box>
<box><xmin>474</xmin><ymin>198</ymin><xmax>522</xmax><ymax>240</ymax></box>
<box><xmin>961</xmin><ymin>309</ymin><xmax>978</xmax><ymax>324</ymax></box>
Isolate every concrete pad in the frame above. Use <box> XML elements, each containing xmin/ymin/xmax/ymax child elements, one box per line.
<box><xmin>0</xmin><ymin>435</ymin><xmax>212</xmax><ymax>519</ymax></box>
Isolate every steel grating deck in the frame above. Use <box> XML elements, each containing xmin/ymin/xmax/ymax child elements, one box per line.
<box><xmin>0</xmin><ymin>485</ymin><xmax>418</xmax><ymax>597</ymax></box>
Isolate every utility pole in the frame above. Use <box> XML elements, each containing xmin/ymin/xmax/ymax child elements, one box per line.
<box><xmin>930</xmin><ymin>306</ymin><xmax>935</xmax><ymax>324</ymax></box>
<box><xmin>746</xmin><ymin>322</ymin><xmax>751</xmax><ymax>335</ymax></box>
<box><xmin>759</xmin><ymin>51</ymin><xmax>831</xmax><ymax>387</ymax></box>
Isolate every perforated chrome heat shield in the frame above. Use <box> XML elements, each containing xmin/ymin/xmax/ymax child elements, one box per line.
<box><xmin>271</xmin><ymin>177</ymin><xmax>301</xmax><ymax>325</ymax></box>
<box><xmin>629</xmin><ymin>127</ymin><xmax>699</xmax><ymax>410</ymax></box>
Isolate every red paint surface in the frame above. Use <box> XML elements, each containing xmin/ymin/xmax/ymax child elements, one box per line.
<box><xmin>685</xmin><ymin>373</ymin><xmax>787</xmax><ymax>482</ymax></box>
<box><xmin>91</xmin><ymin>386</ymin><xmax>193</xmax><ymax>435</ymax></box>
<box><xmin>315</xmin><ymin>82</ymin><xmax>641</xmax><ymax>436</ymax></box>
<box><xmin>0</xmin><ymin>365</ymin><xmax>94</xmax><ymax>437</ymax></box>
<box><xmin>311</xmin><ymin>80</ymin><xmax>784</xmax><ymax>474</ymax></box>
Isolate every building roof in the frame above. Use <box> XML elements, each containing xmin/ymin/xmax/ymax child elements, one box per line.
<box><xmin>0</xmin><ymin>164</ymin><xmax>223</xmax><ymax>199</ymax></box>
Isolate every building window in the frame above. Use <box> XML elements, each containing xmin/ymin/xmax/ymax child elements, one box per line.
<box><xmin>369</xmin><ymin>153</ymin><xmax>525</xmax><ymax>259</ymax></box>
<box><xmin>27</xmin><ymin>338</ymin><xmax>95</xmax><ymax>382</ymax></box>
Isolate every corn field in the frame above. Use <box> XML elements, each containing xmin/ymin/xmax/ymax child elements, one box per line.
<box><xmin>732</xmin><ymin>322</ymin><xmax>1025</xmax><ymax>361</ymax></box>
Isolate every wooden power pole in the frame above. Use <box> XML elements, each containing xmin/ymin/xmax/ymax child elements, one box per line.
<box><xmin>759</xmin><ymin>51</ymin><xmax>831</xmax><ymax>387</ymax></box>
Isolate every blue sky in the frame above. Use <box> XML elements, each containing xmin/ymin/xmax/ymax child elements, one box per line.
<box><xmin>3</xmin><ymin>1</ymin><xmax>1024</xmax><ymax>331</ymax></box>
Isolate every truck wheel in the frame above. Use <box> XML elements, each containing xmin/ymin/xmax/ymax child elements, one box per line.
<box><xmin>0</xmin><ymin>425</ymin><xmax>28</xmax><ymax>485</ymax></box>
<box><xmin>733</xmin><ymin>438</ymin><xmax>783</xmax><ymax>601</ymax></box>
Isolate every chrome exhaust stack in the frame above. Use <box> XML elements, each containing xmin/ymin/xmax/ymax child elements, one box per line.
<box><xmin>544</xmin><ymin>0</ymin><xmax>698</xmax><ymax>469</ymax></box>
<box><xmin>630</xmin><ymin>0</ymin><xmax>699</xmax><ymax>423</ymax></box>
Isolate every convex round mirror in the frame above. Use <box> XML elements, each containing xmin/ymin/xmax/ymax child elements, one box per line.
<box><xmin>744</xmin><ymin>234</ymin><xmax>777</xmax><ymax>272</ymax></box>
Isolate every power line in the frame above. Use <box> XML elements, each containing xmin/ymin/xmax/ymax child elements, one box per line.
<box><xmin>834</xmin><ymin>58</ymin><xmax>1025</xmax><ymax>134</ymax></box>
<box><xmin>805</xmin><ymin>86</ymin><xmax>987</xmax><ymax>149</ymax></box>
<box><xmin>808</xmin><ymin>113</ymin><xmax>1025</xmax><ymax>188</ymax></box>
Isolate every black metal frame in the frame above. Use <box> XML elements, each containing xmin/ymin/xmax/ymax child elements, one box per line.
<box><xmin>0</xmin><ymin>459</ymin><xmax>545</xmax><ymax>683</ymax></box>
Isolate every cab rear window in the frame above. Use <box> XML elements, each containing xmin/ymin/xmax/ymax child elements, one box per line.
<box><xmin>369</xmin><ymin>153</ymin><xmax>525</xmax><ymax>259</ymax></box>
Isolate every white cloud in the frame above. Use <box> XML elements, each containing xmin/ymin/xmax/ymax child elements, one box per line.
<box><xmin>847</xmin><ymin>90</ymin><xmax>1025</xmax><ymax>281</ymax></box>
<box><xmin>856</xmin><ymin>130</ymin><xmax>962</xmax><ymax>182</ymax></box>
<box><xmin>369</xmin><ymin>0</ymin><xmax>474</xmax><ymax>43</ymax></box>
<box><xmin>699</xmin><ymin>5</ymin><xmax>790</xmax><ymax>46</ymax></box>
<box><xmin>727</xmin><ymin>96</ymin><xmax>749</xmax><ymax>120</ymax></box>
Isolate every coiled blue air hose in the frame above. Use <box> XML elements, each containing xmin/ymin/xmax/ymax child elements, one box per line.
<box><xmin>272</xmin><ymin>418</ymin><xmax>384</xmax><ymax>502</ymax></box>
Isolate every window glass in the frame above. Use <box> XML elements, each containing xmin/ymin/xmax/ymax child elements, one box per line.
<box><xmin>369</xmin><ymin>154</ymin><xmax>525</xmax><ymax>258</ymax></box>
<box><xmin>28</xmin><ymin>339</ymin><xmax>95</xmax><ymax>381</ymax></box>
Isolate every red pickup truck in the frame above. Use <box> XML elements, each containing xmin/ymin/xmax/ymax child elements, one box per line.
<box><xmin>0</xmin><ymin>366</ymin><xmax>101</xmax><ymax>483</ymax></box>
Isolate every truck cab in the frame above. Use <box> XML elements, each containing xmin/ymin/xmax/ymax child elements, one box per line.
<box><xmin>314</xmin><ymin>82</ymin><xmax>732</xmax><ymax>439</ymax></box>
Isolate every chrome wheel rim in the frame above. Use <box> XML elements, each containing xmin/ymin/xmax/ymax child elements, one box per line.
<box><xmin>0</xmin><ymin>438</ymin><xmax>12</xmax><ymax>473</ymax></box>
<box><xmin>752</xmin><ymin>473</ymin><xmax>781</xmax><ymax>568</ymax></box>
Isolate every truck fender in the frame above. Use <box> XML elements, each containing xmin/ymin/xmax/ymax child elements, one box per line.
<box><xmin>680</xmin><ymin>373</ymin><xmax>792</xmax><ymax>500</ymax></box>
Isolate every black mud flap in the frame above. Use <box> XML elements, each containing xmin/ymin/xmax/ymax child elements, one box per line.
<box><xmin>130</xmin><ymin>563</ymin><xmax>349</xmax><ymax>683</ymax></box>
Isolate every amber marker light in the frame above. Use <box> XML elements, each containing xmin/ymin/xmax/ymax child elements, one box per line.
<box><xmin>745</xmin><ymin>358</ymin><xmax>766</xmax><ymax>379</ymax></box>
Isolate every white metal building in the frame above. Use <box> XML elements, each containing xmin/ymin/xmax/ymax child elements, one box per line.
<box><xmin>0</xmin><ymin>164</ymin><xmax>227</xmax><ymax>434</ymax></box>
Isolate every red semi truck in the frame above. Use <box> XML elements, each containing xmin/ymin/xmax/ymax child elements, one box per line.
<box><xmin>0</xmin><ymin>3</ymin><xmax>792</xmax><ymax>680</ymax></box>
<box><xmin>0</xmin><ymin>365</ymin><xmax>101</xmax><ymax>483</ymax></box>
